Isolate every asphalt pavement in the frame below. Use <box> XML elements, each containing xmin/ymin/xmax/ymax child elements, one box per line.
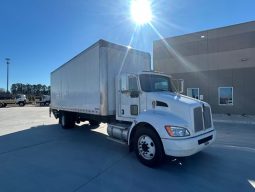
<box><xmin>0</xmin><ymin>107</ymin><xmax>254</xmax><ymax>192</ymax></box>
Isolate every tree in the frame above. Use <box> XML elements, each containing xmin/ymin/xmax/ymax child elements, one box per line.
<box><xmin>11</xmin><ymin>84</ymin><xmax>18</xmax><ymax>94</ymax></box>
<box><xmin>10</xmin><ymin>83</ymin><xmax>50</xmax><ymax>96</ymax></box>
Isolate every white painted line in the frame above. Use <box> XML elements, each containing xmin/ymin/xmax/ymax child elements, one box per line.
<box><xmin>212</xmin><ymin>144</ymin><xmax>255</xmax><ymax>153</ymax></box>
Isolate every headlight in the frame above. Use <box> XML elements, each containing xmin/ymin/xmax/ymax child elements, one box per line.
<box><xmin>165</xmin><ymin>125</ymin><xmax>190</xmax><ymax>137</ymax></box>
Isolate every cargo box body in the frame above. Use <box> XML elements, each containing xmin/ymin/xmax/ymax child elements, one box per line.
<box><xmin>51</xmin><ymin>40</ymin><xmax>151</xmax><ymax>116</ymax></box>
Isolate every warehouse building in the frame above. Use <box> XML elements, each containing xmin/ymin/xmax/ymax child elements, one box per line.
<box><xmin>153</xmin><ymin>21</ymin><xmax>255</xmax><ymax>115</ymax></box>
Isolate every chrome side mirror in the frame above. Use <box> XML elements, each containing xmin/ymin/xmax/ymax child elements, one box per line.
<box><xmin>172</xmin><ymin>79</ymin><xmax>184</xmax><ymax>94</ymax></box>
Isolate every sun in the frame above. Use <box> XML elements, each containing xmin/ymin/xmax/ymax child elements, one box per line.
<box><xmin>130</xmin><ymin>0</ymin><xmax>152</xmax><ymax>25</ymax></box>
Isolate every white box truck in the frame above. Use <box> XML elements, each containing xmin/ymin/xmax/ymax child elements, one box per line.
<box><xmin>0</xmin><ymin>94</ymin><xmax>27</xmax><ymax>107</ymax></box>
<box><xmin>37</xmin><ymin>95</ymin><xmax>51</xmax><ymax>106</ymax></box>
<box><xmin>50</xmin><ymin>39</ymin><xmax>216</xmax><ymax>166</ymax></box>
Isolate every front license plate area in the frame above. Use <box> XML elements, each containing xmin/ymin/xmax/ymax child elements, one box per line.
<box><xmin>198</xmin><ymin>135</ymin><xmax>213</xmax><ymax>145</ymax></box>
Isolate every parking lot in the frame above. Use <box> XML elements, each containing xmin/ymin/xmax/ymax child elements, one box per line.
<box><xmin>0</xmin><ymin>107</ymin><xmax>254</xmax><ymax>192</ymax></box>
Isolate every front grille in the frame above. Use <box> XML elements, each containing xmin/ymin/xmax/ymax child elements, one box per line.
<box><xmin>194</xmin><ymin>106</ymin><xmax>212</xmax><ymax>133</ymax></box>
<box><xmin>204</xmin><ymin>106</ymin><xmax>212</xmax><ymax>129</ymax></box>
<box><xmin>194</xmin><ymin>107</ymin><xmax>204</xmax><ymax>132</ymax></box>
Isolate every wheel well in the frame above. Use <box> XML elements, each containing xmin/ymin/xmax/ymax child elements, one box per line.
<box><xmin>52</xmin><ymin>109</ymin><xmax>60</xmax><ymax>119</ymax></box>
<box><xmin>129</xmin><ymin>122</ymin><xmax>162</xmax><ymax>152</ymax></box>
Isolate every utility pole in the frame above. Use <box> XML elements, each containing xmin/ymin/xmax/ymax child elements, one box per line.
<box><xmin>5</xmin><ymin>58</ymin><xmax>10</xmax><ymax>93</ymax></box>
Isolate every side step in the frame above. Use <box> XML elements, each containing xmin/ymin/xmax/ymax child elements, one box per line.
<box><xmin>107</xmin><ymin>123</ymin><xmax>131</xmax><ymax>142</ymax></box>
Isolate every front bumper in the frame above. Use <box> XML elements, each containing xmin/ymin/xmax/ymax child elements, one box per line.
<box><xmin>162</xmin><ymin>129</ymin><xmax>216</xmax><ymax>157</ymax></box>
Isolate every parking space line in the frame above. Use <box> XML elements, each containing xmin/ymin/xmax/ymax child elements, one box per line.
<box><xmin>212</xmin><ymin>144</ymin><xmax>255</xmax><ymax>153</ymax></box>
<box><xmin>0</xmin><ymin>140</ymin><xmax>56</xmax><ymax>156</ymax></box>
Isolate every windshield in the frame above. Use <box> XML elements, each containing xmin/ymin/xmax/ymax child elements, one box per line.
<box><xmin>139</xmin><ymin>74</ymin><xmax>173</xmax><ymax>92</ymax></box>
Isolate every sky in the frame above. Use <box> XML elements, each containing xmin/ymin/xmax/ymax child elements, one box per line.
<box><xmin>0</xmin><ymin>0</ymin><xmax>255</xmax><ymax>90</ymax></box>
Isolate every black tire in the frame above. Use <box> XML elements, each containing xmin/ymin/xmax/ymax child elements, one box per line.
<box><xmin>19</xmin><ymin>102</ymin><xmax>24</xmax><ymax>106</ymax></box>
<box><xmin>59</xmin><ymin>112</ymin><xmax>75</xmax><ymax>129</ymax></box>
<box><xmin>3</xmin><ymin>103</ymin><xmax>7</xmax><ymax>107</ymax></box>
<box><xmin>134</xmin><ymin>127</ymin><xmax>165</xmax><ymax>167</ymax></box>
<box><xmin>0</xmin><ymin>103</ymin><xmax>3</xmax><ymax>108</ymax></box>
<box><xmin>89</xmin><ymin>120</ymin><xmax>100</xmax><ymax>126</ymax></box>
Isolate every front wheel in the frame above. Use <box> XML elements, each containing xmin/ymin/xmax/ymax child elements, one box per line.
<box><xmin>134</xmin><ymin>127</ymin><xmax>165</xmax><ymax>167</ymax></box>
<box><xmin>19</xmin><ymin>102</ymin><xmax>24</xmax><ymax>106</ymax></box>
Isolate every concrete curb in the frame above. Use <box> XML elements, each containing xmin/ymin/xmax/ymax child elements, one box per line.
<box><xmin>213</xmin><ymin>114</ymin><xmax>255</xmax><ymax>125</ymax></box>
<box><xmin>213</xmin><ymin>119</ymin><xmax>255</xmax><ymax>125</ymax></box>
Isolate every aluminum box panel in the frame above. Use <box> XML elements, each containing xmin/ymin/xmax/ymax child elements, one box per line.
<box><xmin>51</xmin><ymin>40</ymin><xmax>151</xmax><ymax>116</ymax></box>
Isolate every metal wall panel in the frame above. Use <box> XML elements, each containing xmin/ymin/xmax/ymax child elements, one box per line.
<box><xmin>153</xmin><ymin>21</ymin><xmax>255</xmax><ymax>115</ymax></box>
<box><xmin>170</xmin><ymin>67</ymin><xmax>255</xmax><ymax>115</ymax></box>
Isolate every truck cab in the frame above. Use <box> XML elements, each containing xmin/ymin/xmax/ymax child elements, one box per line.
<box><xmin>108</xmin><ymin>71</ymin><xmax>216</xmax><ymax>166</ymax></box>
<box><xmin>38</xmin><ymin>95</ymin><xmax>51</xmax><ymax>106</ymax></box>
<box><xmin>15</xmin><ymin>94</ymin><xmax>27</xmax><ymax>106</ymax></box>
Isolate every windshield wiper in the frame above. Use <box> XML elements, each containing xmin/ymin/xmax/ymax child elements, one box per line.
<box><xmin>155</xmin><ymin>89</ymin><xmax>169</xmax><ymax>92</ymax></box>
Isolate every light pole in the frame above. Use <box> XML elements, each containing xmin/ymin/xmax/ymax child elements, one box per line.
<box><xmin>5</xmin><ymin>58</ymin><xmax>10</xmax><ymax>93</ymax></box>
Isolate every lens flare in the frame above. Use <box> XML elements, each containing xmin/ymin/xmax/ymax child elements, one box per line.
<box><xmin>130</xmin><ymin>0</ymin><xmax>152</xmax><ymax>25</ymax></box>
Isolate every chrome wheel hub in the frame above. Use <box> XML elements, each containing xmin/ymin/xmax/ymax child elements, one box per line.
<box><xmin>138</xmin><ymin>135</ymin><xmax>155</xmax><ymax>160</ymax></box>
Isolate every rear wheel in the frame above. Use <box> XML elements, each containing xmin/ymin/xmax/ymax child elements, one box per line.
<box><xmin>134</xmin><ymin>127</ymin><xmax>165</xmax><ymax>167</ymax></box>
<box><xmin>59</xmin><ymin>112</ymin><xmax>75</xmax><ymax>129</ymax></box>
<box><xmin>89</xmin><ymin>120</ymin><xmax>100</xmax><ymax>127</ymax></box>
<box><xmin>0</xmin><ymin>103</ymin><xmax>3</xmax><ymax>108</ymax></box>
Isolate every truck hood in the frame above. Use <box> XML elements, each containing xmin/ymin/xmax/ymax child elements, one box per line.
<box><xmin>148</xmin><ymin>92</ymin><xmax>203</xmax><ymax>107</ymax></box>
<box><xmin>146</xmin><ymin>92</ymin><xmax>204</xmax><ymax>127</ymax></box>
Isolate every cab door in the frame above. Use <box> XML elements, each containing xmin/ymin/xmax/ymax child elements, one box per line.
<box><xmin>118</xmin><ymin>74</ymin><xmax>140</xmax><ymax>121</ymax></box>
